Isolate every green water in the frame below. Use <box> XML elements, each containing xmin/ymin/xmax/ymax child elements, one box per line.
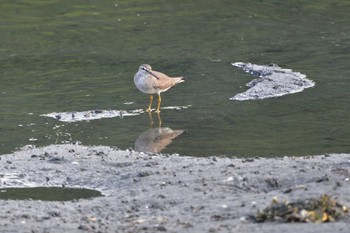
<box><xmin>0</xmin><ymin>187</ymin><xmax>102</xmax><ymax>201</ymax></box>
<box><xmin>1</xmin><ymin>0</ymin><xmax>349</xmax><ymax>157</ymax></box>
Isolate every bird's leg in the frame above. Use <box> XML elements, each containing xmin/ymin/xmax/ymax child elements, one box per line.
<box><xmin>156</xmin><ymin>94</ymin><xmax>161</xmax><ymax>113</ymax></box>
<box><xmin>147</xmin><ymin>95</ymin><xmax>153</xmax><ymax>112</ymax></box>
<box><xmin>156</xmin><ymin>112</ymin><xmax>162</xmax><ymax>128</ymax></box>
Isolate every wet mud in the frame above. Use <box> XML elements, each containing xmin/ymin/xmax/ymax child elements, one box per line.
<box><xmin>1</xmin><ymin>145</ymin><xmax>349</xmax><ymax>232</ymax></box>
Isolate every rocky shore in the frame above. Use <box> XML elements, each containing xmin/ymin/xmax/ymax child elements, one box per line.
<box><xmin>0</xmin><ymin>144</ymin><xmax>349</xmax><ymax>232</ymax></box>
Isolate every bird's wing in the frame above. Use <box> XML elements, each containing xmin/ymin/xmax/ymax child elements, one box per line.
<box><xmin>151</xmin><ymin>70</ymin><xmax>179</xmax><ymax>90</ymax></box>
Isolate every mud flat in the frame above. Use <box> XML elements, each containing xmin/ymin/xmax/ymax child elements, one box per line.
<box><xmin>0</xmin><ymin>144</ymin><xmax>349</xmax><ymax>232</ymax></box>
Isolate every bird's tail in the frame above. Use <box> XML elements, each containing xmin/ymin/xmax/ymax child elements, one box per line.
<box><xmin>174</xmin><ymin>76</ymin><xmax>185</xmax><ymax>84</ymax></box>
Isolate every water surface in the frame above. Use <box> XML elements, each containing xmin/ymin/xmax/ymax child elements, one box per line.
<box><xmin>1</xmin><ymin>0</ymin><xmax>349</xmax><ymax>157</ymax></box>
<box><xmin>0</xmin><ymin>187</ymin><xmax>102</xmax><ymax>201</ymax></box>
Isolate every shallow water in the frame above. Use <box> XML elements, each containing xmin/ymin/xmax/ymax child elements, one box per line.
<box><xmin>1</xmin><ymin>0</ymin><xmax>349</xmax><ymax>157</ymax></box>
<box><xmin>0</xmin><ymin>187</ymin><xmax>102</xmax><ymax>201</ymax></box>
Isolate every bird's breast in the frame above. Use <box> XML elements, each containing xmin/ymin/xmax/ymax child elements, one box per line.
<box><xmin>134</xmin><ymin>73</ymin><xmax>157</xmax><ymax>94</ymax></box>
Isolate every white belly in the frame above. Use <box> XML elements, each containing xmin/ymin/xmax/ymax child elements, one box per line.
<box><xmin>134</xmin><ymin>74</ymin><xmax>158</xmax><ymax>94</ymax></box>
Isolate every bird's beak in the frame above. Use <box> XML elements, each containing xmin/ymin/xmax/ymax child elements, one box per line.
<box><xmin>145</xmin><ymin>69</ymin><xmax>160</xmax><ymax>80</ymax></box>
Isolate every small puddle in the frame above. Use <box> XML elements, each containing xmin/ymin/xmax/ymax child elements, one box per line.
<box><xmin>0</xmin><ymin>187</ymin><xmax>103</xmax><ymax>201</ymax></box>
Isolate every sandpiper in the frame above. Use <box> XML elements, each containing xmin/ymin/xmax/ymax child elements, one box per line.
<box><xmin>134</xmin><ymin>64</ymin><xmax>184</xmax><ymax>113</ymax></box>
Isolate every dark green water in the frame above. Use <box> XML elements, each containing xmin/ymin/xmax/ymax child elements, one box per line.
<box><xmin>1</xmin><ymin>0</ymin><xmax>349</xmax><ymax>157</ymax></box>
<box><xmin>0</xmin><ymin>187</ymin><xmax>102</xmax><ymax>201</ymax></box>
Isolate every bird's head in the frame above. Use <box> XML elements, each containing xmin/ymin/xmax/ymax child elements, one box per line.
<box><xmin>139</xmin><ymin>64</ymin><xmax>159</xmax><ymax>80</ymax></box>
<box><xmin>140</xmin><ymin>64</ymin><xmax>152</xmax><ymax>72</ymax></box>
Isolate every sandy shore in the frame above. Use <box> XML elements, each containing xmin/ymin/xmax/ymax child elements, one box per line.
<box><xmin>0</xmin><ymin>144</ymin><xmax>349</xmax><ymax>232</ymax></box>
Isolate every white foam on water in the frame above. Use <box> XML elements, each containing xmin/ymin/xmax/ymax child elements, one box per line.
<box><xmin>41</xmin><ymin>105</ymin><xmax>191</xmax><ymax>123</ymax></box>
<box><xmin>41</xmin><ymin>110</ymin><xmax>140</xmax><ymax>123</ymax></box>
<box><xmin>161</xmin><ymin>105</ymin><xmax>192</xmax><ymax>110</ymax></box>
<box><xmin>231</xmin><ymin>62</ymin><xmax>315</xmax><ymax>101</ymax></box>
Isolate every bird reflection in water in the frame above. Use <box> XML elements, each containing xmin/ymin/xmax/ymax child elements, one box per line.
<box><xmin>134</xmin><ymin>113</ymin><xmax>185</xmax><ymax>153</ymax></box>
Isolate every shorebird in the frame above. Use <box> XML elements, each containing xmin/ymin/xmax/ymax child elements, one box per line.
<box><xmin>134</xmin><ymin>64</ymin><xmax>184</xmax><ymax>113</ymax></box>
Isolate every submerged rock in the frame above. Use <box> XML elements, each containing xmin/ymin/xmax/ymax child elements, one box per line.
<box><xmin>231</xmin><ymin>62</ymin><xmax>315</xmax><ymax>100</ymax></box>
